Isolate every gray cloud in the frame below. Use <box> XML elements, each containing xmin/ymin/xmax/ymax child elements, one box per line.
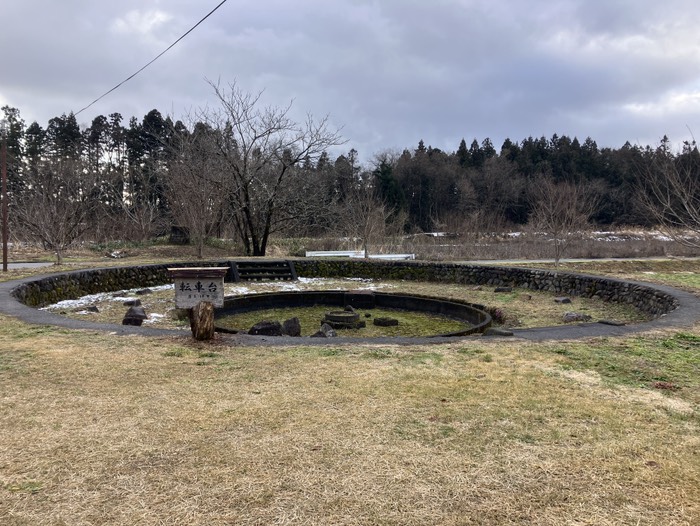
<box><xmin>2</xmin><ymin>0</ymin><xmax>700</xmax><ymax>161</ymax></box>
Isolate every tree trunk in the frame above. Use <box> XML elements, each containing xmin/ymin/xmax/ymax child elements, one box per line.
<box><xmin>190</xmin><ymin>301</ymin><xmax>215</xmax><ymax>341</ymax></box>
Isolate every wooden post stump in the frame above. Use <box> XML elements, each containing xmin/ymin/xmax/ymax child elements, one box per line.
<box><xmin>190</xmin><ymin>301</ymin><xmax>215</xmax><ymax>341</ymax></box>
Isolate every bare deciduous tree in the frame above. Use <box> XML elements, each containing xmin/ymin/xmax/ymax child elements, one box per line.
<box><xmin>341</xmin><ymin>183</ymin><xmax>405</xmax><ymax>258</ymax></box>
<box><xmin>636</xmin><ymin>141</ymin><xmax>700</xmax><ymax>247</ymax></box>
<box><xmin>13</xmin><ymin>157</ymin><xmax>100</xmax><ymax>264</ymax></box>
<box><xmin>165</xmin><ymin>122</ymin><xmax>228</xmax><ymax>258</ymax></box>
<box><xmin>203</xmin><ymin>80</ymin><xmax>345</xmax><ymax>256</ymax></box>
<box><xmin>528</xmin><ymin>175</ymin><xmax>600</xmax><ymax>266</ymax></box>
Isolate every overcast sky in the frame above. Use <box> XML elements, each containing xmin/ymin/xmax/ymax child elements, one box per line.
<box><xmin>2</xmin><ymin>0</ymin><xmax>700</xmax><ymax>163</ymax></box>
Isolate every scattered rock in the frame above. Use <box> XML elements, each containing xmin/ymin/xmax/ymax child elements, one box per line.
<box><xmin>311</xmin><ymin>323</ymin><xmax>337</xmax><ymax>338</ymax></box>
<box><xmin>135</xmin><ymin>288</ymin><xmax>153</xmax><ymax>296</ymax></box>
<box><xmin>494</xmin><ymin>286</ymin><xmax>512</xmax><ymax>293</ymax></box>
<box><xmin>123</xmin><ymin>299</ymin><xmax>141</xmax><ymax>307</ymax></box>
<box><xmin>373</xmin><ymin>317</ymin><xmax>399</xmax><ymax>327</ymax></box>
<box><xmin>249</xmin><ymin>320</ymin><xmax>283</xmax><ymax>336</ymax></box>
<box><xmin>364</xmin><ymin>313</ymin><xmax>372</xmax><ymax>318</ymax></box>
<box><xmin>122</xmin><ymin>305</ymin><xmax>147</xmax><ymax>326</ymax></box>
<box><xmin>554</xmin><ymin>297</ymin><xmax>572</xmax><ymax>304</ymax></box>
<box><xmin>598</xmin><ymin>319</ymin><xmax>626</xmax><ymax>326</ymax></box>
<box><xmin>75</xmin><ymin>305</ymin><xmax>99</xmax><ymax>313</ymax></box>
<box><xmin>282</xmin><ymin>317</ymin><xmax>302</xmax><ymax>337</ymax></box>
<box><xmin>562</xmin><ymin>311</ymin><xmax>592</xmax><ymax>323</ymax></box>
<box><xmin>483</xmin><ymin>327</ymin><xmax>514</xmax><ymax>337</ymax></box>
<box><xmin>520</xmin><ymin>293</ymin><xmax>532</xmax><ymax>301</ymax></box>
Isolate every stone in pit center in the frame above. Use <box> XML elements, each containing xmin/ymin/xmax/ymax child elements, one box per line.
<box><xmin>249</xmin><ymin>320</ymin><xmax>283</xmax><ymax>336</ymax></box>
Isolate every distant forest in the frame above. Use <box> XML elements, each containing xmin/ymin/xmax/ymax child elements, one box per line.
<box><xmin>2</xmin><ymin>102</ymin><xmax>699</xmax><ymax>257</ymax></box>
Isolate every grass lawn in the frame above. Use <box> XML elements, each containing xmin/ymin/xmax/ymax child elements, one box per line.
<box><xmin>1</xmin><ymin>254</ymin><xmax>699</xmax><ymax>525</ymax></box>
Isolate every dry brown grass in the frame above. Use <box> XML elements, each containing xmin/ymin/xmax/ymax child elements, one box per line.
<box><xmin>1</xmin><ymin>316</ymin><xmax>698</xmax><ymax>525</ymax></box>
<box><xmin>2</xmin><ymin>250</ymin><xmax>699</xmax><ymax>524</ymax></box>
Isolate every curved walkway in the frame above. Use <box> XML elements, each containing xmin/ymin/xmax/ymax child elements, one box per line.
<box><xmin>1</xmin><ymin>271</ymin><xmax>700</xmax><ymax>344</ymax></box>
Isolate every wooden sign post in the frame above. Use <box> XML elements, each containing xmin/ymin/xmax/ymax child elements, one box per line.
<box><xmin>168</xmin><ymin>267</ymin><xmax>228</xmax><ymax>340</ymax></box>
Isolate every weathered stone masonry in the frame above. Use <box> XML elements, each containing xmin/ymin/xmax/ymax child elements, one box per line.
<box><xmin>11</xmin><ymin>259</ymin><xmax>679</xmax><ymax>318</ymax></box>
<box><xmin>294</xmin><ymin>260</ymin><xmax>679</xmax><ymax>317</ymax></box>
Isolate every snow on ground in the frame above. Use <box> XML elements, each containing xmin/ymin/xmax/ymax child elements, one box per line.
<box><xmin>41</xmin><ymin>284</ymin><xmax>174</xmax><ymax>311</ymax></box>
<box><xmin>41</xmin><ymin>278</ymin><xmax>389</xmax><ymax>312</ymax></box>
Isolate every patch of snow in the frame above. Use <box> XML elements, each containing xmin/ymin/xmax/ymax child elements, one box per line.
<box><xmin>275</xmin><ymin>282</ymin><xmax>304</xmax><ymax>291</ymax></box>
<box><xmin>225</xmin><ymin>285</ymin><xmax>254</xmax><ymax>295</ymax></box>
<box><xmin>41</xmin><ymin>284</ymin><xmax>174</xmax><ymax>311</ymax></box>
<box><xmin>42</xmin><ymin>292</ymin><xmax>114</xmax><ymax>311</ymax></box>
<box><xmin>298</xmin><ymin>277</ymin><xmax>325</xmax><ymax>284</ymax></box>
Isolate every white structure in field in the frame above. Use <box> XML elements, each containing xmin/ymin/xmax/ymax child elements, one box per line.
<box><xmin>305</xmin><ymin>251</ymin><xmax>415</xmax><ymax>260</ymax></box>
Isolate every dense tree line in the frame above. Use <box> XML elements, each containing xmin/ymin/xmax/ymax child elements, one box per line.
<box><xmin>2</xmin><ymin>97</ymin><xmax>699</xmax><ymax>258</ymax></box>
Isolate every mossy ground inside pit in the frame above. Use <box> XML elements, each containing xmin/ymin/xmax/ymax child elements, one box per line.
<box><xmin>217</xmin><ymin>306</ymin><xmax>469</xmax><ymax>337</ymax></box>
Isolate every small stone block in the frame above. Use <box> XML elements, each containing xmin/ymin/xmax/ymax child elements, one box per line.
<box><xmin>494</xmin><ymin>287</ymin><xmax>512</xmax><ymax>293</ymax></box>
<box><xmin>249</xmin><ymin>320</ymin><xmax>283</xmax><ymax>336</ymax></box>
<box><xmin>311</xmin><ymin>323</ymin><xmax>337</xmax><ymax>338</ymax></box>
<box><xmin>122</xmin><ymin>305</ymin><xmax>147</xmax><ymax>326</ymax></box>
<box><xmin>563</xmin><ymin>312</ymin><xmax>592</xmax><ymax>323</ymax></box>
<box><xmin>555</xmin><ymin>297</ymin><xmax>572</xmax><ymax>304</ymax></box>
<box><xmin>282</xmin><ymin>317</ymin><xmax>302</xmax><ymax>337</ymax></box>
<box><xmin>598</xmin><ymin>319</ymin><xmax>626</xmax><ymax>326</ymax></box>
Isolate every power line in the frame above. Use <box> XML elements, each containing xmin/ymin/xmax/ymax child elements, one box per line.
<box><xmin>75</xmin><ymin>0</ymin><xmax>229</xmax><ymax>117</ymax></box>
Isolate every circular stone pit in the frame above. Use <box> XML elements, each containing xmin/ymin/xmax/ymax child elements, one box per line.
<box><xmin>2</xmin><ymin>258</ymin><xmax>700</xmax><ymax>343</ymax></box>
<box><xmin>213</xmin><ymin>290</ymin><xmax>492</xmax><ymax>337</ymax></box>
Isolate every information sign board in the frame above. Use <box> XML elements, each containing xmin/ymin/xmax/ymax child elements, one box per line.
<box><xmin>168</xmin><ymin>267</ymin><xmax>228</xmax><ymax>308</ymax></box>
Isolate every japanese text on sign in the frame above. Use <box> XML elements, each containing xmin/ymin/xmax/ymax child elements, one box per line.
<box><xmin>168</xmin><ymin>267</ymin><xmax>228</xmax><ymax>309</ymax></box>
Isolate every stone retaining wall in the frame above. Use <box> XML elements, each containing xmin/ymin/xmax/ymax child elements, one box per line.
<box><xmin>11</xmin><ymin>259</ymin><xmax>679</xmax><ymax>317</ymax></box>
<box><xmin>293</xmin><ymin>260</ymin><xmax>679</xmax><ymax>317</ymax></box>
<box><xmin>11</xmin><ymin>262</ymin><xmax>229</xmax><ymax>308</ymax></box>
